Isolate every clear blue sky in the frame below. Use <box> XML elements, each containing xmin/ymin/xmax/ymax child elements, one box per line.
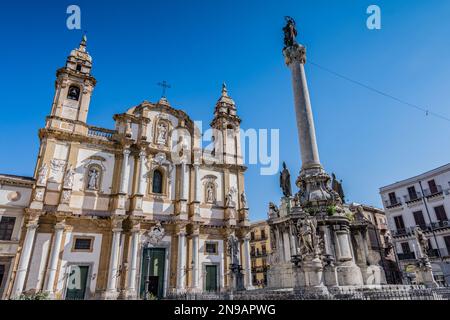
<box><xmin>1</xmin><ymin>1</ymin><xmax>450</xmax><ymax>221</ymax></box>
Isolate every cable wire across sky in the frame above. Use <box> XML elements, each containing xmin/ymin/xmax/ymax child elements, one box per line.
<box><xmin>309</xmin><ymin>61</ymin><xmax>450</xmax><ymax>123</ymax></box>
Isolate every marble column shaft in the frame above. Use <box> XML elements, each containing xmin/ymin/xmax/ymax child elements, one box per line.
<box><xmin>12</xmin><ymin>220</ymin><xmax>38</xmax><ymax>297</ymax></box>
<box><xmin>44</xmin><ymin>222</ymin><xmax>65</xmax><ymax>293</ymax></box>
<box><xmin>107</xmin><ymin>229</ymin><xmax>122</xmax><ymax>291</ymax></box>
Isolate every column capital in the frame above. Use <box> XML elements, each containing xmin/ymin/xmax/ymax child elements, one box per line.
<box><xmin>283</xmin><ymin>44</ymin><xmax>306</xmax><ymax>65</ymax></box>
<box><xmin>123</xmin><ymin>148</ymin><xmax>131</xmax><ymax>156</ymax></box>
<box><xmin>54</xmin><ymin>221</ymin><xmax>66</xmax><ymax>231</ymax></box>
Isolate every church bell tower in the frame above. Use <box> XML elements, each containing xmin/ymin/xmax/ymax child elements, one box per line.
<box><xmin>46</xmin><ymin>35</ymin><xmax>96</xmax><ymax>135</ymax></box>
<box><xmin>210</xmin><ymin>83</ymin><xmax>243</xmax><ymax>165</ymax></box>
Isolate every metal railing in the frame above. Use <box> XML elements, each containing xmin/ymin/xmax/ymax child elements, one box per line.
<box><xmin>404</xmin><ymin>192</ymin><xmax>423</xmax><ymax>203</ymax></box>
<box><xmin>392</xmin><ymin>220</ymin><xmax>450</xmax><ymax>237</ymax></box>
<box><xmin>165</xmin><ymin>286</ymin><xmax>448</xmax><ymax>300</ymax></box>
<box><xmin>385</xmin><ymin>197</ymin><xmax>402</xmax><ymax>208</ymax></box>
<box><xmin>423</xmin><ymin>185</ymin><xmax>443</xmax><ymax>198</ymax></box>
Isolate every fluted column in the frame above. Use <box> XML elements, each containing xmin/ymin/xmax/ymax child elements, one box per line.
<box><xmin>11</xmin><ymin>218</ymin><xmax>39</xmax><ymax>298</ymax></box>
<box><xmin>127</xmin><ymin>227</ymin><xmax>140</xmax><ymax>295</ymax></box>
<box><xmin>120</xmin><ymin>149</ymin><xmax>131</xmax><ymax>194</ymax></box>
<box><xmin>191</xmin><ymin>231</ymin><xmax>200</xmax><ymax>290</ymax></box>
<box><xmin>106</xmin><ymin>223</ymin><xmax>122</xmax><ymax>295</ymax></box>
<box><xmin>44</xmin><ymin>221</ymin><xmax>66</xmax><ymax>294</ymax></box>
<box><xmin>176</xmin><ymin>229</ymin><xmax>187</xmax><ymax>290</ymax></box>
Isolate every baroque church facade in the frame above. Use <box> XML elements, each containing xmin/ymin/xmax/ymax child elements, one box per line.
<box><xmin>0</xmin><ymin>36</ymin><xmax>252</xmax><ymax>300</ymax></box>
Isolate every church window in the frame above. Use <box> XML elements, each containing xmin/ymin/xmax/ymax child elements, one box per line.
<box><xmin>72</xmin><ymin>237</ymin><xmax>94</xmax><ymax>252</ymax></box>
<box><xmin>152</xmin><ymin>169</ymin><xmax>163</xmax><ymax>194</ymax></box>
<box><xmin>67</xmin><ymin>85</ymin><xmax>80</xmax><ymax>101</ymax></box>
<box><xmin>86</xmin><ymin>164</ymin><xmax>102</xmax><ymax>191</ymax></box>
<box><xmin>205</xmin><ymin>242</ymin><xmax>218</xmax><ymax>255</ymax></box>
<box><xmin>0</xmin><ymin>217</ymin><xmax>15</xmax><ymax>241</ymax></box>
<box><xmin>76</xmin><ymin>63</ymin><xmax>82</xmax><ymax>72</ymax></box>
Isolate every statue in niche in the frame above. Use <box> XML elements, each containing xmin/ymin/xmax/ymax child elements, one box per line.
<box><xmin>63</xmin><ymin>165</ymin><xmax>75</xmax><ymax>189</ymax></box>
<box><xmin>283</xmin><ymin>16</ymin><xmax>298</xmax><ymax>48</ymax></box>
<box><xmin>87</xmin><ymin>167</ymin><xmax>100</xmax><ymax>190</ymax></box>
<box><xmin>280</xmin><ymin>162</ymin><xmax>292</xmax><ymax>198</ymax></box>
<box><xmin>241</xmin><ymin>192</ymin><xmax>248</xmax><ymax>208</ymax></box>
<box><xmin>331</xmin><ymin>173</ymin><xmax>345</xmax><ymax>203</ymax></box>
<box><xmin>157</xmin><ymin>122</ymin><xmax>168</xmax><ymax>144</ymax></box>
<box><xmin>206</xmin><ymin>183</ymin><xmax>215</xmax><ymax>203</ymax></box>
<box><xmin>37</xmin><ymin>164</ymin><xmax>48</xmax><ymax>186</ymax></box>
<box><xmin>296</xmin><ymin>215</ymin><xmax>319</xmax><ymax>258</ymax></box>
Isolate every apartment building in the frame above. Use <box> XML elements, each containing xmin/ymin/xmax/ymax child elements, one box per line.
<box><xmin>249</xmin><ymin>221</ymin><xmax>271</xmax><ymax>288</ymax></box>
<box><xmin>380</xmin><ymin>164</ymin><xmax>450</xmax><ymax>285</ymax></box>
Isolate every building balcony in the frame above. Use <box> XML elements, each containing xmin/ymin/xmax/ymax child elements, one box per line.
<box><xmin>423</xmin><ymin>185</ymin><xmax>443</xmax><ymax>199</ymax></box>
<box><xmin>385</xmin><ymin>197</ymin><xmax>403</xmax><ymax>209</ymax></box>
<box><xmin>392</xmin><ymin>220</ymin><xmax>450</xmax><ymax>238</ymax></box>
<box><xmin>397</xmin><ymin>252</ymin><xmax>416</xmax><ymax>260</ymax></box>
<box><xmin>404</xmin><ymin>193</ymin><xmax>423</xmax><ymax>205</ymax></box>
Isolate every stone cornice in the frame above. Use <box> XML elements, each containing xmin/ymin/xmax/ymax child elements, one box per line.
<box><xmin>0</xmin><ymin>174</ymin><xmax>34</xmax><ymax>188</ymax></box>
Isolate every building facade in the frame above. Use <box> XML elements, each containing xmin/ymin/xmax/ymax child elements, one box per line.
<box><xmin>249</xmin><ymin>221</ymin><xmax>270</xmax><ymax>288</ymax></box>
<box><xmin>380</xmin><ymin>163</ymin><xmax>450</xmax><ymax>286</ymax></box>
<box><xmin>1</xmin><ymin>37</ymin><xmax>253</xmax><ymax>300</ymax></box>
<box><xmin>0</xmin><ymin>175</ymin><xmax>34</xmax><ymax>299</ymax></box>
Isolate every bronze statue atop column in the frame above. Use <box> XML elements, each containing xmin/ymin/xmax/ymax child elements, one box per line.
<box><xmin>280</xmin><ymin>162</ymin><xmax>292</xmax><ymax>198</ymax></box>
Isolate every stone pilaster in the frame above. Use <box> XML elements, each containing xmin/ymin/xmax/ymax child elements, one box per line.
<box><xmin>176</xmin><ymin>227</ymin><xmax>187</xmax><ymax>292</ymax></box>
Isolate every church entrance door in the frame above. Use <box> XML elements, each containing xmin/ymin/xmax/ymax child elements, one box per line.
<box><xmin>140</xmin><ymin>248</ymin><xmax>166</xmax><ymax>299</ymax></box>
<box><xmin>205</xmin><ymin>265</ymin><xmax>218</xmax><ymax>292</ymax></box>
<box><xmin>65</xmin><ymin>265</ymin><xmax>89</xmax><ymax>300</ymax></box>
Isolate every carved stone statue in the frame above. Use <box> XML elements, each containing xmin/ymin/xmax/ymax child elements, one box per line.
<box><xmin>63</xmin><ymin>165</ymin><xmax>75</xmax><ymax>189</ymax></box>
<box><xmin>87</xmin><ymin>168</ymin><xmax>99</xmax><ymax>190</ymax></box>
<box><xmin>37</xmin><ymin>164</ymin><xmax>48</xmax><ymax>186</ymax></box>
<box><xmin>268</xmin><ymin>202</ymin><xmax>280</xmax><ymax>219</ymax></box>
<box><xmin>241</xmin><ymin>192</ymin><xmax>248</xmax><ymax>208</ymax></box>
<box><xmin>296</xmin><ymin>215</ymin><xmax>320</xmax><ymax>259</ymax></box>
<box><xmin>331</xmin><ymin>173</ymin><xmax>345</xmax><ymax>203</ymax></box>
<box><xmin>414</xmin><ymin>227</ymin><xmax>429</xmax><ymax>257</ymax></box>
<box><xmin>283</xmin><ymin>16</ymin><xmax>298</xmax><ymax>48</ymax></box>
<box><xmin>227</xmin><ymin>234</ymin><xmax>240</xmax><ymax>265</ymax></box>
<box><xmin>206</xmin><ymin>183</ymin><xmax>215</xmax><ymax>203</ymax></box>
<box><xmin>157</xmin><ymin>122</ymin><xmax>168</xmax><ymax>144</ymax></box>
<box><xmin>225</xmin><ymin>187</ymin><xmax>237</xmax><ymax>207</ymax></box>
<box><xmin>280</xmin><ymin>162</ymin><xmax>292</xmax><ymax>198</ymax></box>
<box><xmin>145</xmin><ymin>222</ymin><xmax>165</xmax><ymax>245</ymax></box>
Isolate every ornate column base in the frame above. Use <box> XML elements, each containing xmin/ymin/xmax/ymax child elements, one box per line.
<box><xmin>102</xmin><ymin>289</ymin><xmax>120</xmax><ymax>300</ymax></box>
<box><xmin>416</xmin><ymin>265</ymin><xmax>439</xmax><ymax>288</ymax></box>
